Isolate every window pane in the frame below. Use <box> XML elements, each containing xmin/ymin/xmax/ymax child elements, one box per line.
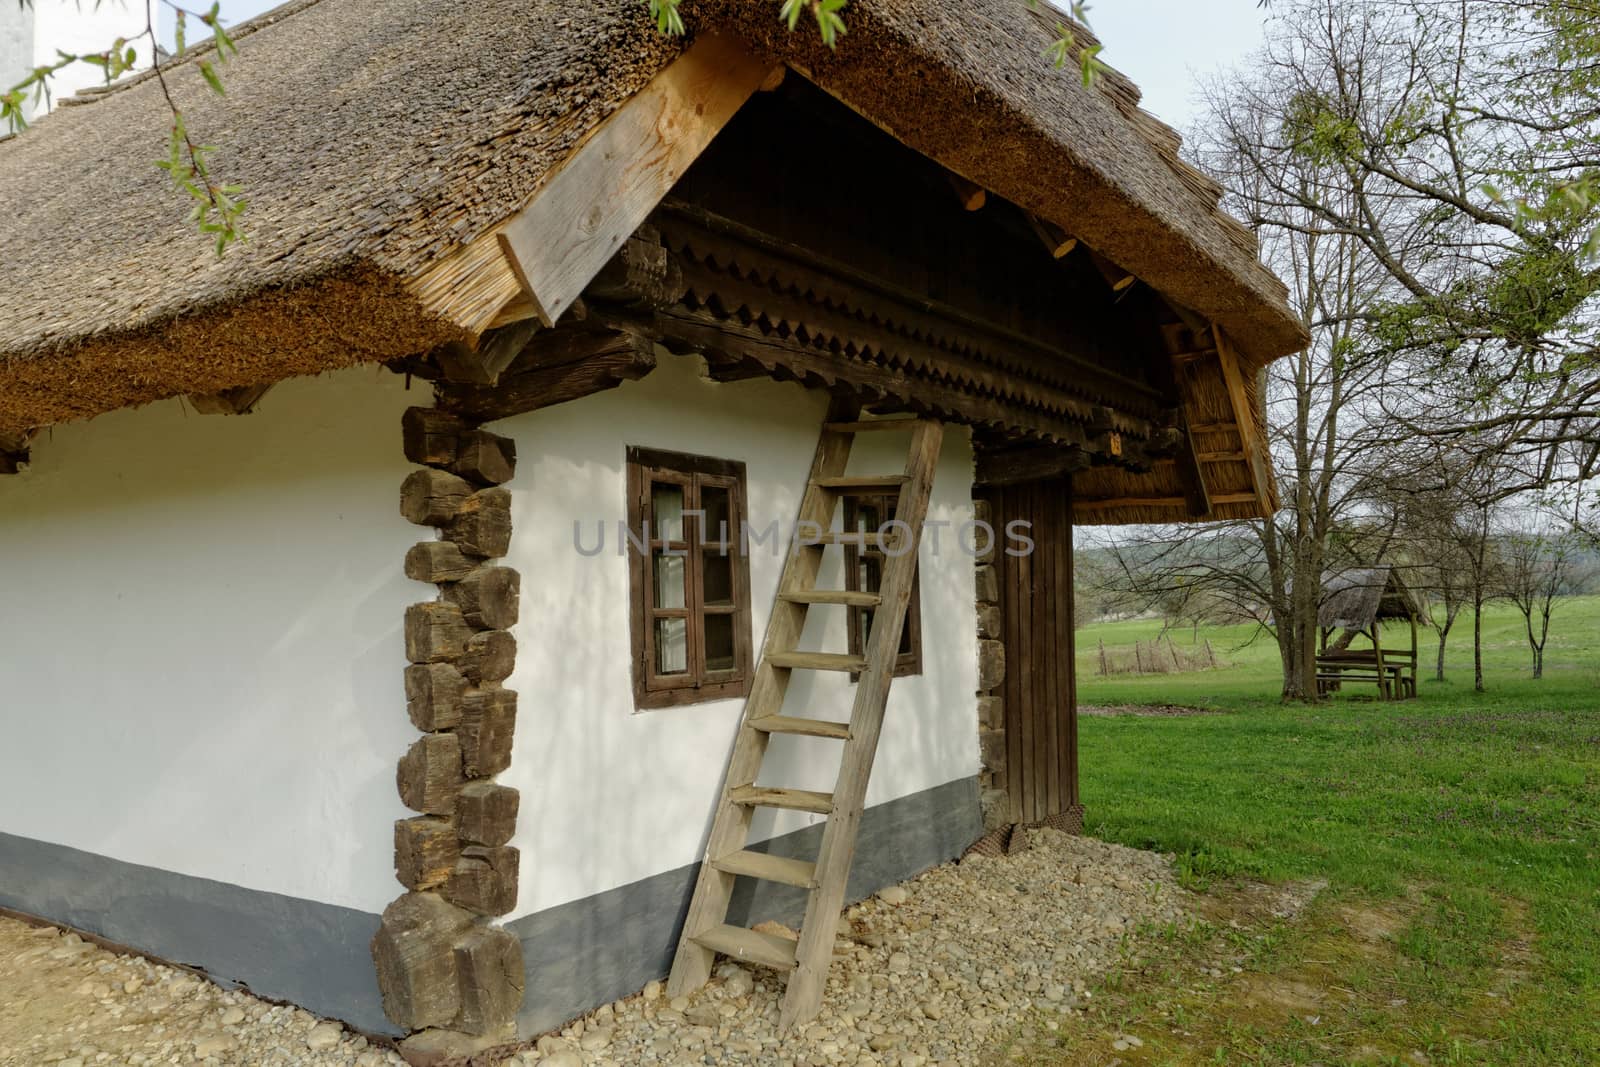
<box><xmin>704</xmin><ymin>613</ymin><xmax>736</xmax><ymax>673</ymax></box>
<box><xmin>702</xmin><ymin>486</ymin><xmax>733</xmax><ymax>550</ymax></box>
<box><xmin>702</xmin><ymin>551</ymin><xmax>733</xmax><ymax>606</ymax></box>
<box><xmin>655</xmin><ymin>617</ymin><xmax>688</xmax><ymax>675</ymax></box>
<box><xmin>652</xmin><ymin>483</ymin><xmax>684</xmax><ymax>542</ymax></box>
<box><xmin>654</xmin><ymin>551</ymin><xmax>686</xmax><ymax>609</ymax></box>
<box><xmin>858</xmin><ymin>554</ymin><xmax>881</xmax><ymax>593</ymax></box>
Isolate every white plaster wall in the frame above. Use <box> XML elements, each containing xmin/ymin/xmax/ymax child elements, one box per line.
<box><xmin>499</xmin><ymin>354</ymin><xmax>981</xmax><ymax>919</ymax></box>
<box><xmin>0</xmin><ymin>367</ymin><xmax>423</xmax><ymax>913</ymax></box>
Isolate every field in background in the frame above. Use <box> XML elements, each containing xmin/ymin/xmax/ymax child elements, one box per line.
<box><xmin>1018</xmin><ymin>596</ymin><xmax>1600</xmax><ymax>1064</ymax></box>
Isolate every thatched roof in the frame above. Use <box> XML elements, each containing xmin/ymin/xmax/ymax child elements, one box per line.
<box><xmin>0</xmin><ymin>0</ymin><xmax>1305</xmax><ymax>449</ymax></box>
<box><xmin>1319</xmin><ymin>567</ymin><xmax>1422</xmax><ymax>631</ymax></box>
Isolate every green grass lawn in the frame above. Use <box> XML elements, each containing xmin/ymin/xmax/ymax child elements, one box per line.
<box><xmin>1030</xmin><ymin>597</ymin><xmax>1600</xmax><ymax>1065</ymax></box>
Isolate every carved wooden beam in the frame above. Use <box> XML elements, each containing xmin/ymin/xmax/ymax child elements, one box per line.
<box><xmin>435</xmin><ymin>321</ymin><xmax>542</xmax><ymax>386</ymax></box>
<box><xmin>188</xmin><ymin>383</ymin><xmax>272</xmax><ymax>415</ymax></box>
<box><xmin>436</xmin><ymin>325</ymin><xmax>657</xmax><ymax>422</ymax></box>
<box><xmin>496</xmin><ymin>35</ymin><xmax>768</xmax><ymax>327</ymax></box>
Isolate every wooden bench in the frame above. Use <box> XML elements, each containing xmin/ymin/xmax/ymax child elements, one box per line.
<box><xmin>1316</xmin><ymin>651</ymin><xmax>1415</xmax><ymax>700</ymax></box>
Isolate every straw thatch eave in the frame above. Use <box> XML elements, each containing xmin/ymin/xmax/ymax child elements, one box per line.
<box><xmin>0</xmin><ymin>0</ymin><xmax>1305</xmax><ymax>449</ymax></box>
<box><xmin>1318</xmin><ymin>567</ymin><xmax>1423</xmax><ymax>631</ymax></box>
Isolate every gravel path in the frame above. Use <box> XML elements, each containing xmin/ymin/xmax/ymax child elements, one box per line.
<box><xmin>1</xmin><ymin>830</ymin><xmax>1190</xmax><ymax>1067</ymax></box>
<box><xmin>0</xmin><ymin>921</ymin><xmax>401</xmax><ymax>1067</ymax></box>
<box><xmin>506</xmin><ymin>828</ymin><xmax>1188</xmax><ymax>1067</ymax></box>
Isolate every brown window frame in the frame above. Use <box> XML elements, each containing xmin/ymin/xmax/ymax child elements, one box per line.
<box><xmin>626</xmin><ymin>446</ymin><xmax>754</xmax><ymax>710</ymax></box>
<box><xmin>842</xmin><ymin>491</ymin><xmax>923</xmax><ymax>678</ymax></box>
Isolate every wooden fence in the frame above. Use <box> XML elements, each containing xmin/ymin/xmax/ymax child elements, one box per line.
<box><xmin>1095</xmin><ymin>635</ymin><xmax>1219</xmax><ymax>675</ymax></box>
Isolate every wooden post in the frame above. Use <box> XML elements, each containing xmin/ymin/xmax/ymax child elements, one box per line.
<box><xmin>378</xmin><ymin>401</ymin><xmax>527</xmax><ymax>1049</ymax></box>
<box><xmin>1372</xmin><ymin>624</ymin><xmax>1388</xmax><ymax>700</ymax></box>
<box><xmin>1098</xmin><ymin>639</ymin><xmax>1108</xmax><ymax>676</ymax></box>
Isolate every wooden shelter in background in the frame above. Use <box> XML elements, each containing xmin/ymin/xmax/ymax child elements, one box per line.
<box><xmin>0</xmin><ymin>0</ymin><xmax>1306</xmax><ymax>1058</ymax></box>
<box><xmin>1316</xmin><ymin>566</ymin><xmax>1423</xmax><ymax>700</ymax></box>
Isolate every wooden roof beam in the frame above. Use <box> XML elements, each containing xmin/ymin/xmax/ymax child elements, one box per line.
<box><xmin>945</xmin><ymin>174</ymin><xmax>987</xmax><ymax>211</ymax></box>
<box><xmin>0</xmin><ymin>429</ymin><xmax>33</xmax><ymax>474</ymax></box>
<box><xmin>1075</xmin><ymin>491</ymin><xmax>1254</xmax><ymax>512</ymax></box>
<box><xmin>1087</xmin><ymin>249</ymin><xmax>1137</xmax><ymax>294</ymax></box>
<box><xmin>496</xmin><ymin>35</ymin><xmax>770</xmax><ymax>328</ymax></box>
<box><xmin>975</xmin><ymin>442</ymin><xmax>1089</xmax><ymax>487</ymax></box>
<box><xmin>188</xmin><ymin>383</ymin><xmax>272</xmax><ymax>415</ymax></box>
<box><xmin>1025</xmin><ymin>214</ymin><xmax>1078</xmax><ymax>258</ymax></box>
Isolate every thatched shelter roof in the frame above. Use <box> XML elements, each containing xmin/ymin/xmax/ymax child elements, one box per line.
<box><xmin>0</xmin><ymin>0</ymin><xmax>1306</xmax><ymax>473</ymax></box>
<box><xmin>1319</xmin><ymin>567</ymin><xmax>1422</xmax><ymax>631</ymax></box>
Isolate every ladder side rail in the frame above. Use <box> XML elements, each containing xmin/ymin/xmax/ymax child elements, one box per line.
<box><xmin>779</xmin><ymin>420</ymin><xmax>944</xmax><ymax>1027</ymax></box>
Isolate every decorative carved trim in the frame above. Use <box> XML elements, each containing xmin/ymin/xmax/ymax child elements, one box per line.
<box><xmin>651</xmin><ymin>203</ymin><xmax>1167</xmax><ymax>433</ymax></box>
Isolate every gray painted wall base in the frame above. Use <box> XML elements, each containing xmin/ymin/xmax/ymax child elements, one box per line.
<box><xmin>0</xmin><ymin>776</ymin><xmax>980</xmax><ymax>1041</ymax></box>
<box><xmin>0</xmin><ymin>832</ymin><xmax>397</xmax><ymax>1035</ymax></box>
<box><xmin>508</xmin><ymin>775</ymin><xmax>982</xmax><ymax>1036</ymax></box>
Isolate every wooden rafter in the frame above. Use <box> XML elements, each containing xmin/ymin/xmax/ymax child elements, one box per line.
<box><xmin>1173</xmin><ymin>416</ymin><xmax>1212</xmax><ymax>519</ymax></box>
<box><xmin>946</xmin><ymin>174</ymin><xmax>987</xmax><ymax>211</ymax></box>
<box><xmin>496</xmin><ymin>35</ymin><xmax>770</xmax><ymax>328</ymax></box>
<box><xmin>1212</xmin><ymin>324</ymin><xmax>1278</xmax><ymax>515</ymax></box>
<box><xmin>188</xmin><ymin>383</ymin><xmax>273</xmax><ymax>415</ymax></box>
<box><xmin>1025</xmin><ymin>214</ymin><xmax>1077</xmax><ymax>259</ymax></box>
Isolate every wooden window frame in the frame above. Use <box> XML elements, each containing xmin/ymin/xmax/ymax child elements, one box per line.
<box><xmin>842</xmin><ymin>492</ymin><xmax>923</xmax><ymax>678</ymax></box>
<box><xmin>626</xmin><ymin>446</ymin><xmax>754</xmax><ymax>710</ymax></box>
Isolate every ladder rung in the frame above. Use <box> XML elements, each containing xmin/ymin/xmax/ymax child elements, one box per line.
<box><xmin>712</xmin><ymin>849</ymin><xmax>818</xmax><ymax>888</ymax></box>
<box><xmin>811</xmin><ymin>531</ymin><xmax>899</xmax><ymax>548</ymax></box>
<box><xmin>812</xmin><ymin>476</ymin><xmax>909</xmax><ymax>489</ymax></box>
<box><xmin>767</xmin><ymin>651</ymin><xmax>867</xmax><ymax>672</ymax></box>
<box><xmin>692</xmin><ymin>923</ymin><xmax>799</xmax><ymax>970</ymax></box>
<box><xmin>729</xmin><ymin>785</ymin><xmax>835</xmax><ymax>814</ymax></box>
<box><xmin>751</xmin><ymin>715</ymin><xmax>851</xmax><ymax>740</ymax></box>
<box><xmin>778</xmin><ymin>589</ymin><xmax>882</xmax><ymax>608</ymax></box>
<box><xmin>823</xmin><ymin>419</ymin><xmax>930</xmax><ymax>433</ymax></box>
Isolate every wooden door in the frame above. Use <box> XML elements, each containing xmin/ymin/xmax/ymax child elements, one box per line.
<box><xmin>987</xmin><ymin>477</ymin><xmax>1079</xmax><ymax>825</ymax></box>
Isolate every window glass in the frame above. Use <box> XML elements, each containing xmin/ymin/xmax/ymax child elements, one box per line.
<box><xmin>652</xmin><ymin>483</ymin><xmax>684</xmax><ymax>543</ymax></box>
<box><xmin>704</xmin><ymin>614</ymin><xmax>736</xmax><ymax>673</ymax></box>
<box><xmin>655</xmin><ymin>617</ymin><xmax>688</xmax><ymax>675</ymax></box>
<box><xmin>654</xmin><ymin>552</ymin><xmax>686</xmax><ymax>609</ymax></box>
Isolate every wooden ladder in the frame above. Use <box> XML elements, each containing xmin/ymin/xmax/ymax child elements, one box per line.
<box><xmin>666</xmin><ymin>405</ymin><xmax>944</xmax><ymax>1029</ymax></box>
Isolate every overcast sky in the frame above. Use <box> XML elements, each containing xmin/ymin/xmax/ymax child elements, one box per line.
<box><xmin>1082</xmin><ymin>1</ymin><xmax>1272</xmax><ymax>130</ymax></box>
<box><xmin>179</xmin><ymin>1</ymin><xmax>1271</xmax><ymax>132</ymax></box>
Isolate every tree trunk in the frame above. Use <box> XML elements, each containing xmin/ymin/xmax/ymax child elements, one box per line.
<box><xmin>1532</xmin><ymin>647</ymin><xmax>1544</xmax><ymax>680</ymax></box>
<box><xmin>1436</xmin><ymin>631</ymin><xmax>1448</xmax><ymax>682</ymax></box>
<box><xmin>1473</xmin><ymin>594</ymin><xmax>1485</xmax><ymax>692</ymax></box>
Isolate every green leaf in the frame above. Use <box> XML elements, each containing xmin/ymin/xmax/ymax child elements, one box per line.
<box><xmin>198</xmin><ymin>60</ymin><xmax>225</xmax><ymax>96</ymax></box>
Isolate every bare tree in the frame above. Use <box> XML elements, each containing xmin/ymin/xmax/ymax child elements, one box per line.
<box><xmin>1499</xmin><ymin>505</ymin><xmax>1586</xmax><ymax>678</ymax></box>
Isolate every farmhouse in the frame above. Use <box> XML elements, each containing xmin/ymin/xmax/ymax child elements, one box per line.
<box><xmin>0</xmin><ymin>0</ymin><xmax>1305</xmax><ymax>1055</ymax></box>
